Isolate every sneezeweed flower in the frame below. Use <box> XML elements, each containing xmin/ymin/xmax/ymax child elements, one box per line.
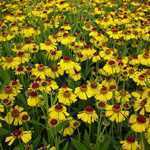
<box><xmin>5</xmin><ymin>105</ymin><xmax>30</xmax><ymax>125</ymax></box>
<box><xmin>50</xmin><ymin>64</ymin><xmax>64</xmax><ymax>79</ymax></box>
<box><xmin>138</xmin><ymin>51</ymin><xmax>150</xmax><ymax>66</ymax></box>
<box><xmin>48</xmin><ymin>103</ymin><xmax>69</xmax><ymax>121</ymax></box>
<box><xmin>0</xmin><ymin>85</ymin><xmax>17</xmax><ymax>100</ymax></box>
<box><xmin>120</xmin><ymin>136</ymin><xmax>141</xmax><ymax>150</ymax></box>
<box><xmin>31</xmin><ymin>64</ymin><xmax>52</xmax><ymax>79</ymax></box>
<box><xmin>105</xmin><ymin>103</ymin><xmax>129</xmax><ymax>123</ymax></box>
<box><xmin>66</xmin><ymin>63</ymin><xmax>81</xmax><ymax>81</ymax></box>
<box><xmin>15</xmin><ymin>66</ymin><xmax>26</xmax><ymax>75</ymax></box>
<box><xmin>129</xmin><ymin>114</ymin><xmax>149</xmax><ymax>132</ymax></box>
<box><xmin>75</xmin><ymin>84</ymin><xmax>89</xmax><ymax>100</ymax></box>
<box><xmin>86</xmin><ymin>81</ymin><xmax>98</xmax><ymax>97</ymax></box>
<box><xmin>134</xmin><ymin>98</ymin><xmax>150</xmax><ymax>114</ymax></box>
<box><xmin>115</xmin><ymin>90</ymin><xmax>131</xmax><ymax>103</ymax></box>
<box><xmin>77</xmin><ymin>106</ymin><xmax>98</xmax><ymax>124</ymax></box>
<box><xmin>39</xmin><ymin>79</ymin><xmax>58</xmax><ymax>94</ymax></box>
<box><xmin>47</xmin><ymin>49</ymin><xmax>62</xmax><ymax>61</ymax></box>
<box><xmin>1</xmin><ymin>56</ymin><xmax>20</xmax><ymax>70</ymax></box>
<box><xmin>59</xmin><ymin>56</ymin><xmax>75</xmax><ymax>71</ymax></box>
<box><xmin>63</xmin><ymin>126</ymin><xmax>74</xmax><ymax>137</ymax></box>
<box><xmin>5</xmin><ymin>129</ymin><xmax>32</xmax><ymax>146</ymax></box>
<box><xmin>99</xmin><ymin>47</ymin><xmax>116</xmax><ymax>60</ymax></box>
<box><xmin>100</xmin><ymin>59</ymin><xmax>121</xmax><ymax>76</ymax></box>
<box><xmin>92</xmin><ymin>51</ymin><xmax>101</xmax><ymax>63</ymax></box>
<box><xmin>40</xmin><ymin>36</ymin><xmax>57</xmax><ymax>52</ymax></box>
<box><xmin>27</xmin><ymin>90</ymin><xmax>42</xmax><ymax>107</ymax></box>
<box><xmin>95</xmin><ymin>83</ymin><xmax>112</xmax><ymax>101</ymax></box>
<box><xmin>58</xmin><ymin>86</ymin><xmax>77</xmax><ymax>106</ymax></box>
<box><xmin>16</xmin><ymin>51</ymin><xmax>30</xmax><ymax>64</ymax></box>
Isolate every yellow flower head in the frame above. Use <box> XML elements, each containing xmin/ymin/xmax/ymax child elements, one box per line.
<box><xmin>5</xmin><ymin>129</ymin><xmax>32</xmax><ymax>145</ymax></box>
<box><xmin>129</xmin><ymin>114</ymin><xmax>149</xmax><ymax>132</ymax></box>
<box><xmin>105</xmin><ymin>103</ymin><xmax>129</xmax><ymax>123</ymax></box>
<box><xmin>77</xmin><ymin>106</ymin><xmax>98</xmax><ymax>124</ymax></box>
<box><xmin>48</xmin><ymin>103</ymin><xmax>69</xmax><ymax>121</ymax></box>
<box><xmin>58</xmin><ymin>86</ymin><xmax>77</xmax><ymax>106</ymax></box>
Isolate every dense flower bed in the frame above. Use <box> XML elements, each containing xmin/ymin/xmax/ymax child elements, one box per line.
<box><xmin>0</xmin><ymin>0</ymin><xmax>149</xmax><ymax>149</ymax></box>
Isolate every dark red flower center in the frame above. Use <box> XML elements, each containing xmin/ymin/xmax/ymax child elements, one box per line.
<box><xmin>12</xmin><ymin>129</ymin><xmax>22</xmax><ymax>137</ymax></box>
<box><xmin>127</xmin><ymin>136</ymin><xmax>135</xmax><ymax>143</ymax></box>
<box><xmin>55</xmin><ymin>103</ymin><xmax>63</xmax><ymax>112</ymax></box>
<box><xmin>4</xmin><ymin>86</ymin><xmax>12</xmax><ymax>94</ymax></box>
<box><xmin>32</xmin><ymin>82</ymin><xmax>39</xmax><ymax>89</ymax></box>
<box><xmin>63</xmin><ymin>91</ymin><xmax>71</xmax><ymax>98</ymax></box>
<box><xmin>84</xmin><ymin>106</ymin><xmax>94</xmax><ymax>113</ymax></box>
<box><xmin>51</xmin><ymin>51</ymin><xmax>56</xmax><ymax>55</ymax></box>
<box><xmin>137</xmin><ymin>115</ymin><xmax>146</xmax><ymax>124</ymax></box>
<box><xmin>38</xmin><ymin>64</ymin><xmax>44</xmax><ymax>71</ymax></box>
<box><xmin>138</xmin><ymin>74</ymin><xmax>145</xmax><ymax>81</ymax></box>
<box><xmin>91</xmin><ymin>82</ymin><xmax>97</xmax><ymax>88</ymax></box>
<box><xmin>108</xmin><ymin>60</ymin><xmax>115</xmax><ymax>65</ymax></box>
<box><xmin>12</xmin><ymin>80</ymin><xmax>18</xmax><ymax>85</ymax></box>
<box><xmin>100</xmin><ymin>86</ymin><xmax>108</xmax><ymax>94</ymax></box>
<box><xmin>98</xmin><ymin>101</ymin><xmax>106</xmax><ymax>108</ymax></box>
<box><xmin>50</xmin><ymin>119</ymin><xmax>58</xmax><ymax>126</ymax></box>
<box><xmin>29</xmin><ymin>91</ymin><xmax>38</xmax><ymax>97</ymax></box>
<box><xmin>63</xmin><ymin>56</ymin><xmax>70</xmax><ymax>61</ymax></box>
<box><xmin>112</xmin><ymin>104</ymin><xmax>121</xmax><ymax>113</ymax></box>
<box><xmin>22</xmin><ymin>114</ymin><xmax>29</xmax><ymax>121</ymax></box>
<box><xmin>11</xmin><ymin>109</ymin><xmax>20</xmax><ymax>118</ymax></box>
<box><xmin>80</xmin><ymin>84</ymin><xmax>87</xmax><ymax>92</ymax></box>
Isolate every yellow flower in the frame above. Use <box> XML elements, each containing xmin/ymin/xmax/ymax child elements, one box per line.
<box><xmin>49</xmin><ymin>65</ymin><xmax>64</xmax><ymax>79</ymax></box>
<box><xmin>131</xmin><ymin>71</ymin><xmax>148</xmax><ymax>86</ymax></box>
<box><xmin>138</xmin><ymin>51</ymin><xmax>150</xmax><ymax>66</ymax></box>
<box><xmin>40</xmin><ymin>36</ymin><xmax>57</xmax><ymax>52</ymax></box>
<box><xmin>95</xmin><ymin>84</ymin><xmax>112</xmax><ymax>101</ymax></box>
<box><xmin>48</xmin><ymin>103</ymin><xmax>69</xmax><ymax>121</ymax></box>
<box><xmin>0</xmin><ymin>85</ymin><xmax>18</xmax><ymax>100</ymax></box>
<box><xmin>1</xmin><ymin>56</ymin><xmax>20</xmax><ymax>70</ymax></box>
<box><xmin>39</xmin><ymin>79</ymin><xmax>58</xmax><ymax>94</ymax></box>
<box><xmin>129</xmin><ymin>114</ymin><xmax>149</xmax><ymax>132</ymax></box>
<box><xmin>20</xmin><ymin>27</ymin><xmax>40</xmax><ymax>38</ymax></box>
<box><xmin>66</xmin><ymin>63</ymin><xmax>81</xmax><ymax>81</ymax></box>
<box><xmin>87</xmin><ymin>81</ymin><xmax>98</xmax><ymax>97</ymax></box>
<box><xmin>59</xmin><ymin>56</ymin><xmax>76</xmax><ymax>71</ymax></box>
<box><xmin>58</xmin><ymin>86</ymin><xmax>77</xmax><ymax>106</ymax></box>
<box><xmin>105</xmin><ymin>104</ymin><xmax>129</xmax><ymax>123</ymax></box>
<box><xmin>115</xmin><ymin>90</ymin><xmax>131</xmax><ymax>103</ymax></box>
<box><xmin>100</xmin><ymin>59</ymin><xmax>121</xmax><ymax>76</ymax></box>
<box><xmin>27</xmin><ymin>91</ymin><xmax>42</xmax><ymax>107</ymax></box>
<box><xmin>63</xmin><ymin>127</ymin><xmax>74</xmax><ymax>137</ymax></box>
<box><xmin>99</xmin><ymin>47</ymin><xmax>116</xmax><ymax>60</ymax></box>
<box><xmin>16</xmin><ymin>51</ymin><xmax>30</xmax><ymax>64</ymax></box>
<box><xmin>75</xmin><ymin>84</ymin><xmax>89</xmax><ymax>100</ymax></box>
<box><xmin>5</xmin><ymin>129</ymin><xmax>32</xmax><ymax>145</ymax></box>
<box><xmin>134</xmin><ymin>98</ymin><xmax>150</xmax><ymax>114</ymax></box>
<box><xmin>31</xmin><ymin>64</ymin><xmax>52</xmax><ymax>80</ymax></box>
<box><xmin>77</xmin><ymin>106</ymin><xmax>98</xmax><ymax>124</ymax></box>
<box><xmin>5</xmin><ymin>105</ymin><xmax>30</xmax><ymax>126</ymax></box>
<box><xmin>48</xmin><ymin>50</ymin><xmax>62</xmax><ymax>61</ymax></box>
<box><xmin>59</xmin><ymin>33</ymin><xmax>75</xmax><ymax>45</ymax></box>
<box><xmin>120</xmin><ymin>136</ymin><xmax>141</xmax><ymax>150</ymax></box>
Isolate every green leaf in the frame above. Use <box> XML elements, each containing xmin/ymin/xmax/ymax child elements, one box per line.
<box><xmin>63</xmin><ymin>142</ymin><xmax>69</xmax><ymax>150</ymax></box>
<box><xmin>96</xmin><ymin>135</ymin><xmax>112</xmax><ymax>150</ymax></box>
<box><xmin>0</xmin><ymin>128</ymin><xmax>10</xmax><ymax>137</ymax></box>
<box><xmin>72</xmin><ymin>138</ymin><xmax>88</xmax><ymax>150</ymax></box>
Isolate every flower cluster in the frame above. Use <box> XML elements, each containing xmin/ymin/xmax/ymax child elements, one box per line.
<box><xmin>0</xmin><ymin>0</ymin><xmax>149</xmax><ymax>149</ymax></box>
